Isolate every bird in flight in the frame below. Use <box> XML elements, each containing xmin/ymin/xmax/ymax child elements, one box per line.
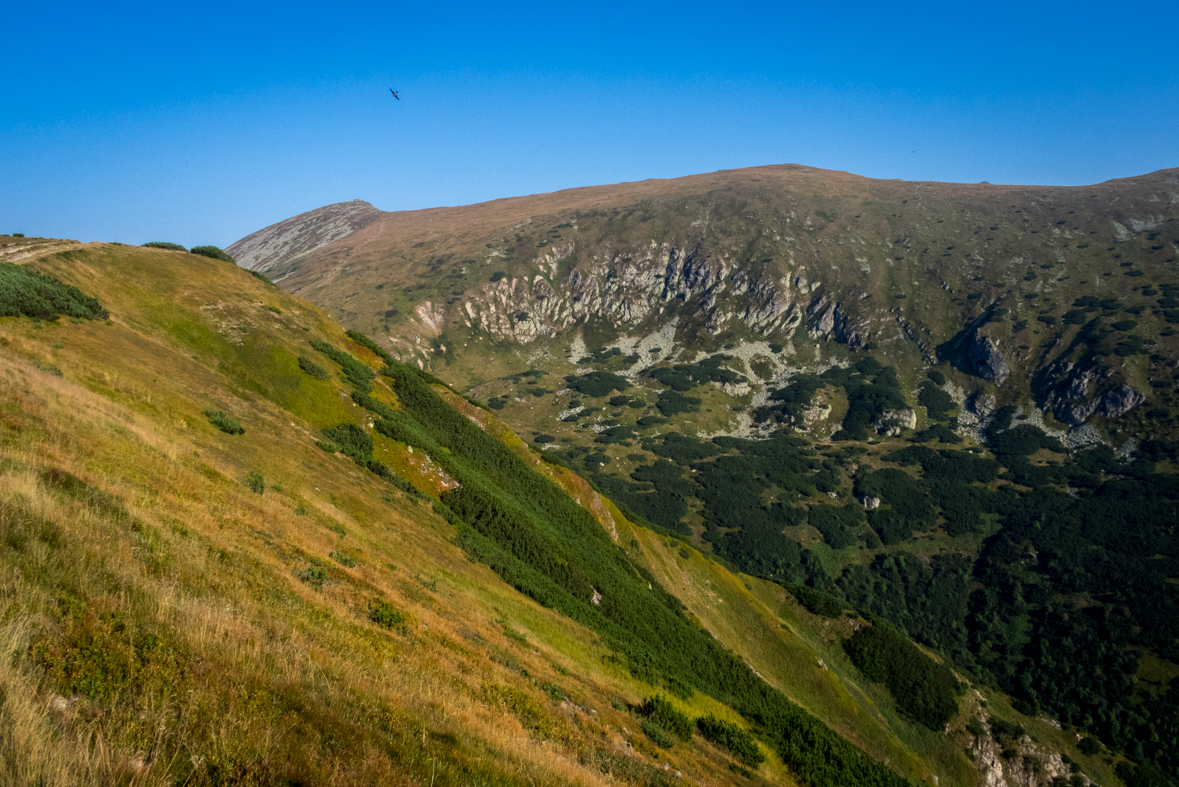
<box><xmin>390</xmin><ymin>89</ymin><xmax>400</xmax><ymax>100</ymax></box>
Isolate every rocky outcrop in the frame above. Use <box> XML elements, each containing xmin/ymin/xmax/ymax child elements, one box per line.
<box><xmin>1047</xmin><ymin>363</ymin><xmax>1146</xmax><ymax>426</ymax></box>
<box><xmin>873</xmin><ymin>409</ymin><xmax>917</xmax><ymax>436</ymax></box>
<box><xmin>968</xmin><ymin>333</ymin><xmax>1011</xmax><ymax>386</ymax></box>
<box><xmin>969</xmin><ymin>391</ymin><xmax>997</xmax><ymax>418</ymax></box>
<box><xmin>969</xmin><ymin>711</ymin><xmax>1092</xmax><ymax>787</ymax></box>
<box><xmin>457</xmin><ymin>241</ymin><xmax>815</xmax><ymax>344</ymax></box>
<box><xmin>1097</xmin><ymin>383</ymin><xmax>1145</xmax><ymax>419</ymax></box>
<box><xmin>227</xmin><ymin>200</ymin><xmax>382</xmax><ymax>273</ymax></box>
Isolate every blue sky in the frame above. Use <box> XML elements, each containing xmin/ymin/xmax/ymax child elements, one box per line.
<box><xmin>3</xmin><ymin>1</ymin><xmax>1176</xmax><ymax>247</ymax></box>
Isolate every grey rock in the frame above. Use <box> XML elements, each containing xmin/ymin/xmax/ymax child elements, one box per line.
<box><xmin>1099</xmin><ymin>384</ymin><xmax>1145</xmax><ymax>419</ymax></box>
<box><xmin>969</xmin><ymin>391</ymin><xmax>997</xmax><ymax>417</ymax></box>
<box><xmin>968</xmin><ymin>334</ymin><xmax>1011</xmax><ymax>386</ymax></box>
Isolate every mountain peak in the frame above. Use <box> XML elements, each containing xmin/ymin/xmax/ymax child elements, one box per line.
<box><xmin>226</xmin><ymin>198</ymin><xmax>383</xmax><ymax>273</ymax></box>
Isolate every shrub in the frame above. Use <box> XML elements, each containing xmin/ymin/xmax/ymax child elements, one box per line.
<box><xmin>786</xmin><ymin>584</ymin><xmax>846</xmax><ymax>618</ymax></box>
<box><xmin>298</xmin><ymin>355</ymin><xmax>330</xmax><ymax>379</ymax></box>
<box><xmin>656</xmin><ymin>390</ymin><xmax>702</xmax><ymax>416</ymax></box>
<box><xmin>329</xmin><ymin>550</ymin><xmax>358</xmax><ymax>568</ymax></box>
<box><xmin>294</xmin><ymin>565</ymin><xmax>327</xmax><ymax>588</ymax></box>
<box><xmin>142</xmin><ymin>241</ymin><xmax>186</xmax><ymax>251</ymax></box>
<box><xmin>490</xmin><ymin>271</ymin><xmax>506</xmax><ymax>282</ymax></box>
<box><xmin>918</xmin><ymin>382</ymin><xmax>956</xmax><ymax>421</ymax></box>
<box><xmin>322</xmin><ymin>423</ymin><xmax>373</xmax><ymax>462</ymax></box>
<box><xmin>203</xmin><ymin>408</ymin><xmax>244</xmax><ymax>435</ymax></box>
<box><xmin>243</xmin><ymin>471</ymin><xmax>264</xmax><ymax>494</ymax></box>
<box><xmin>641</xmin><ymin>719</ymin><xmax>675</xmax><ymax>748</ymax></box>
<box><xmin>534</xmin><ymin>434</ymin><xmax>556</xmax><ymax>444</ymax></box>
<box><xmin>368</xmin><ymin>599</ymin><xmax>405</xmax><ymax>629</ymax></box>
<box><xmin>567</xmin><ymin>371</ymin><xmax>628</xmax><ymax>398</ymax></box>
<box><xmin>696</xmin><ymin>715</ymin><xmax>764</xmax><ymax>766</ymax></box>
<box><xmin>309</xmin><ymin>340</ymin><xmax>374</xmax><ymax>393</ymax></box>
<box><xmin>807</xmin><ymin>505</ymin><xmax>860</xmax><ymax>549</ymax></box>
<box><xmin>0</xmin><ymin>262</ymin><xmax>109</xmax><ymax>320</ymax></box>
<box><xmin>1078</xmin><ymin>736</ymin><xmax>1101</xmax><ymax>755</ymax></box>
<box><xmin>189</xmin><ymin>245</ymin><xmax>235</xmax><ymax>263</ymax></box>
<box><xmin>638</xmin><ymin>695</ymin><xmax>693</xmax><ymax>741</ymax></box>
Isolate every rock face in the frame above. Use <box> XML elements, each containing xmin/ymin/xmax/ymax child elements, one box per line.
<box><xmin>1098</xmin><ymin>383</ymin><xmax>1145</xmax><ymax>419</ymax></box>
<box><xmin>226</xmin><ymin>200</ymin><xmax>382</xmax><ymax>273</ymax></box>
<box><xmin>968</xmin><ymin>333</ymin><xmax>1011</xmax><ymax>386</ymax></box>
<box><xmin>1042</xmin><ymin>361</ymin><xmax>1146</xmax><ymax>426</ymax></box>
<box><xmin>874</xmin><ymin>409</ymin><xmax>917</xmax><ymax>436</ymax></box>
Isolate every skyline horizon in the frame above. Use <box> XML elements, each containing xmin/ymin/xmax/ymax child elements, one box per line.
<box><xmin>5</xmin><ymin>1</ymin><xmax>1177</xmax><ymax>248</ymax></box>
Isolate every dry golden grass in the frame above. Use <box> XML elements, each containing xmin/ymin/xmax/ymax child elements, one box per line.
<box><xmin>0</xmin><ymin>245</ymin><xmax>799</xmax><ymax>786</ymax></box>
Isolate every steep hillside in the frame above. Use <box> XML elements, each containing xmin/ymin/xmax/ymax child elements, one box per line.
<box><xmin>227</xmin><ymin>200</ymin><xmax>382</xmax><ymax>273</ymax></box>
<box><xmin>228</xmin><ymin>165</ymin><xmax>1179</xmax><ymax>787</ymax></box>
<box><xmin>0</xmin><ymin>236</ymin><xmax>1121</xmax><ymax>787</ymax></box>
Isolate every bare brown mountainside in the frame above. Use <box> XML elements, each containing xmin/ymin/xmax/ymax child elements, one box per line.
<box><xmin>231</xmin><ymin>164</ymin><xmax>1179</xmax><ymax>439</ymax></box>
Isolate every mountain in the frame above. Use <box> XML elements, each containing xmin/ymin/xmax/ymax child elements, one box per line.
<box><xmin>4</xmin><ymin>233</ymin><xmax>1122</xmax><ymax>787</ymax></box>
<box><xmin>231</xmin><ymin>164</ymin><xmax>1179</xmax><ymax>442</ymax></box>
<box><xmin>228</xmin><ymin>199</ymin><xmax>382</xmax><ymax>274</ymax></box>
<box><xmin>227</xmin><ymin>164</ymin><xmax>1179</xmax><ymax>787</ymax></box>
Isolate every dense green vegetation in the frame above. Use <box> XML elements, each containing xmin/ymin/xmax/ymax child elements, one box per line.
<box><xmin>0</xmin><ymin>261</ymin><xmax>109</xmax><ymax>320</ymax></box>
<box><xmin>647</xmin><ymin>355</ymin><xmax>745</xmax><ymax>392</ymax></box>
<box><xmin>696</xmin><ymin>715</ymin><xmax>765</xmax><ymax>767</ymax></box>
<box><xmin>203</xmin><ymin>408</ymin><xmax>244</xmax><ymax>435</ymax></box>
<box><xmin>843</xmin><ymin>623</ymin><xmax>963</xmax><ymax>730</ymax></box>
<box><xmin>544</xmin><ymin>355</ymin><xmax>1179</xmax><ymax>780</ymax></box>
<box><xmin>637</xmin><ymin>695</ymin><xmax>693</xmax><ymax>741</ymax></box>
<box><xmin>320</xmin><ymin>336</ymin><xmax>914</xmax><ymax>787</ymax></box>
<box><xmin>189</xmin><ymin>245</ymin><xmax>235</xmax><ymax>263</ymax></box>
<box><xmin>141</xmin><ymin>241</ymin><xmax>187</xmax><ymax>251</ymax></box>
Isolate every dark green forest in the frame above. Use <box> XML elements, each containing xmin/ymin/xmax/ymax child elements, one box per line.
<box><xmin>546</xmin><ymin>354</ymin><xmax>1179</xmax><ymax>782</ymax></box>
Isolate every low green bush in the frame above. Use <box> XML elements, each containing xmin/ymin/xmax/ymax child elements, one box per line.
<box><xmin>243</xmin><ymin>471</ymin><xmax>264</xmax><ymax>494</ymax></box>
<box><xmin>641</xmin><ymin>719</ymin><xmax>676</xmax><ymax>748</ymax></box>
<box><xmin>142</xmin><ymin>241</ymin><xmax>187</xmax><ymax>251</ymax></box>
<box><xmin>298</xmin><ymin>355</ymin><xmax>330</xmax><ymax>379</ymax></box>
<box><xmin>368</xmin><ymin>599</ymin><xmax>406</xmax><ymax>629</ymax></box>
<box><xmin>0</xmin><ymin>262</ymin><xmax>109</xmax><ymax>321</ymax></box>
<box><xmin>329</xmin><ymin>551</ymin><xmax>358</xmax><ymax>568</ymax></box>
<box><xmin>638</xmin><ymin>695</ymin><xmax>693</xmax><ymax>741</ymax></box>
<box><xmin>295</xmin><ymin>565</ymin><xmax>328</xmax><ymax>588</ymax></box>
<box><xmin>843</xmin><ymin>622</ymin><xmax>963</xmax><ymax>730</ymax></box>
<box><xmin>189</xmin><ymin>245</ymin><xmax>234</xmax><ymax>263</ymax></box>
<box><xmin>696</xmin><ymin>714</ymin><xmax>764</xmax><ymax>766</ymax></box>
<box><xmin>203</xmin><ymin>408</ymin><xmax>244</xmax><ymax>435</ymax></box>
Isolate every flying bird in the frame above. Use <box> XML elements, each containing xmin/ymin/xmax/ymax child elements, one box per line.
<box><xmin>390</xmin><ymin>89</ymin><xmax>400</xmax><ymax>100</ymax></box>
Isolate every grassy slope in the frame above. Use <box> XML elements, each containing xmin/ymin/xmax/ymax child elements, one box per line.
<box><xmin>1</xmin><ymin>243</ymin><xmax>775</xmax><ymax>787</ymax></box>
<box><xmin>0</xmin><ymin>241</ymin><xmax>1125</xmax><ymax>787</ymax></box>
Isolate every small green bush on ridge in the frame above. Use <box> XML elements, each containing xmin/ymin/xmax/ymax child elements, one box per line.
<box><xmin>189</xmin><ymin>245</ymin><xmax>235</xmax><ymax>263</ymax></box>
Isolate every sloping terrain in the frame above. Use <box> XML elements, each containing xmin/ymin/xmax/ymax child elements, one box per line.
<box><xmin>0</xmin><ymin>237</ymin><xmax>1123</xmax><ymax>787</ymax></box>
<box><xmin>227</xmin><ymin>200</ymin><xmax>382</xmax><ymax>274</ymax></box>
<box><xmin>228</xmin><ymin>164</ymin><xmax>1179</xmax><ymax>787</ymax></box>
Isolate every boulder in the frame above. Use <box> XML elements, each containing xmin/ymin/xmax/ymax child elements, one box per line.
<box><xmin>968</xmin><ymin>334</ymin><xmax>1011</xmax><ymax>386</ymax></box>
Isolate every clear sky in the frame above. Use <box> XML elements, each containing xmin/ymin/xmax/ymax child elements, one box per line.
<box><xmin>3</xmin><ymin>1</ymin><xmax>1176</xmax><ymax>248</ymax></box>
